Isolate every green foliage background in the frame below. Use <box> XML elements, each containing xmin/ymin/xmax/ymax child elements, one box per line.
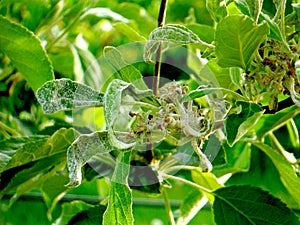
<box><xmin>1</xmin><ymin>0</ymin><xmax>300</xmax><ymax>224</ymax></box>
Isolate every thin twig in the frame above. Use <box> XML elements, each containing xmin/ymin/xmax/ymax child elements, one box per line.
<box><xmin>152</xmin><ymin>0</ymin><xmax>168</xmax><ymax>96</ymax></box>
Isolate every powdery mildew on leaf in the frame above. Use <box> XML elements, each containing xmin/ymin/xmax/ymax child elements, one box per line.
<box><xmin>66</xmin><ymin>131</ymin><xmax>114</xmax><ymax>187</ymax></box>
<box><xmin>36</xmin><ymin>78</ymin><xmax>103</xmax><ymax>114</ymax></box>
<box><xmin>144</xmin><ymin>24</ymin><xmax>213</xmax><ymax>63</ymax></box>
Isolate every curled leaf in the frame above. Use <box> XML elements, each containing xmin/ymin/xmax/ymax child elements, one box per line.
<box><xmin>66</xmin><ymin>131</ymin><xmax>114</xmax><ymax>187</ymax></box>
<box><xmin>36</xmin><ymin>78</ymin><xmax>103</xmax><ymax>114</ymax></box>
<box><xmin>144</xmin><ymin>24</ymin><xmax>214</xmax><ymax>63</ymax></box>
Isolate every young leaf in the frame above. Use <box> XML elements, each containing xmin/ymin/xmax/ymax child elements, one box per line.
<box><xmin>225</xmin><ymin>101</ymin><xmax>264</xmax><ymax>146</ymax></box>
<box><xmin>191</xmin><ymin>168</ymin><xmax>222</xmax><ymax>201</ymax></box>
<box><xmin>177</xmin><ymin>190</ymin><xmax>208</xmax><ymax>225</ymax></box>
<box><xmin>103</xmin><ymin>151</ymin><xmax>134</xmax><ymax>225</ymax></box>
<box><xmin>213</xmin><ymin>185</ymin><xmax>300</xmax><ymax>225</ymax></box>
<box><xmin>0</xmin><ymin>15</ymin><xmax>54</xmax><ymax>92</ymax></box>
<box><xmin>80</xmin><ymin>7</ymin><xmax>129</xmax><ymax>23</ymax></box>
<box><xmin>253</xmin><ymin>142</ymin><xmax>300</xmax><ymax>207</ymax></box>
<box><xmin>66</xmin><ymin>131</ymin><xmax>114</xmax><ymax>187</ymax></box>
<box><xmin>206</xmin><ymin>0</ymin><xmax>228</xmax><ymax>22</ymax></box>
<box><xmin>253</xmin><ymin>105</ymin><xmax>300</xmax><ymax>139</ymax></box>
<box><xmin>215</xmin><ymin>15</ymin><xmax>269</xmax><ymax>69</ymax></box>
<box><xmin>235</xmin><ymin>0</ymin><xmax>263</xmax><ymax>23</ymax></box>
<box><xmin>144</xmin><ymin>24</ymin><xmax>214</xmax><ymax>63</ymax></box>
<box><xmin>113</xmin><ymin>22</ymin><xmax>147</xmax><ymax>42</ymax></box>
<box><xmin>104</xmin><ymin>79</ymin><xmax>152</xmax><ymax>129</ymax></box>
<box><xmin>103</xmin><ymin>47</ymin><xmax>148</xmax><ymax>90</ymax></box>
<box><xmin>36</xmin><ymin>78</ymin><xmax>104</xmax><ymax>114</ymax></box>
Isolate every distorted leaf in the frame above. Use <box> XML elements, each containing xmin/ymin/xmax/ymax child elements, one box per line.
<box><xmin>36</xmin><ymin>78</ymin><xmax>103</xmax><ymax>114</ymax></box>
<box><xmin>0</xmin><ymin>15</ymin><xmax>54</xmax><ymax>92</ymax></box>
<box><xmin>144</xmin><ymin>24</ymin><xmax>213</xmax><ymax>63</ymax></box>
<box><xmin>66</xmin><ymin>131</ymin><xmax>114</xmax><ymax>187</ymax></box>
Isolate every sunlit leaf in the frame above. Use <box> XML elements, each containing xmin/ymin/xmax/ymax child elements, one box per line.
<box><xmin>66</xmin><ymin>131</ymin><xmax>114</xmax><ymax>187</ymax></box>
<box><xmin>36</xmin><ymin>78</ymin><xmax>103</xmax><ymax>114</ymax></box>
<box><xmin>80</xmin><ymin>7</ymin><xmax>129</xmax><ymax>23</ymax></box>
<box><xmin>206</xmin><ymin>0</ymin><xmax>228</xmax><ymax>22</ymax></box>
<box><xmin>235</xmin><ymin>0</ymin><xmax>263</xmax><ymax>23</ymax></box>
<box><xmin>113</xmin><ymin>22</ymin><xmax>146</xmax><ymax>41</ymax></box>
<box><xmin>0</xmin><ymin>15</ymin><xmax>54</xmax><ymax>92</ymax></box>
<box><xmin>191</xmin><ymin>168</ymin><xmax>222</xmax><ymax>201</ymax></box>
<box><xmin>177</xmin><ymin>190</ymin><xmax>207</xmax><ymax>225</ymax></box>
<box><xmin>215</xmin><ymin>15</ymin><xmax>269</xmax><ymax>69</ymax></box>
<box><xmin>213</xmin><ymin>185</ymin><xmax>300</xmax><ymax>225</ymax></box>
<box><xmin>103</xmin><ymin>151</ymin><xmax>133</xmax><ymax>225</ymax></box>
<box><xmin>103</xmin><ymin>47</ymin><xmax>148</xmax><ymax>90</ymax></box>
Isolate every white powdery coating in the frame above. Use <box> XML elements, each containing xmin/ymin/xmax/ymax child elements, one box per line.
<box><xmin>36</xmin><ymin>78</ymin><xmax>103</xmax><ymax>114</ymax></box>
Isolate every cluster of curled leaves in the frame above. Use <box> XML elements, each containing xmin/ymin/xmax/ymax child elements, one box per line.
<box><xmin>36</xmin><ymin>75</ymin><xmax>216</xmax><ymax>187</ymax></box>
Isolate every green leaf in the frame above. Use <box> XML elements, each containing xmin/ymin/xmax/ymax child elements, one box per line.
<box><xmin>103</xmin><ymin>151</ymin><xmax>133</xmax><ymax>225</ymax></box>
<box><xmin>215</xmin><ymin>15</ymin><xmax>269</xmax><ymax>69</ymax></box>
<box><xmin>206</xmin><ymin>0</ymin><xmax>228</xmax><ymax>22</ymax></box>
<box><xmin>212</xmin><ymin>141</ymin><xmax>251</xmax><ymax>177</ymax></box>
<box><xmin>213</xmin><ymin>185</ymin><xmax>300</xmax><ymax>225</ymax></box>
<box><xmin>0</xmin><ymin>128</ymin><xmax>76</xmax><ymax>173</ymax></box>
<box><xmin>144</xmin><ymin>24</ymin><xmax>213</xmax><ymax>63</ymax></box>
<box><xmin>103</xmin><ymin>47</ymin><xmax>148</xmax><ymax>90</ymax></box>
<box><xmin>181</xmin><ymin>87</ymin><xmax>245</xmax><ymax>103</ymax></box>
<box><xmin>67</xmin><ymin>205</ymin><xmax>106</xmax><ymax>225</ymax></box>
<box><xmin>80</xmin><ymin>7</ymin><xmax>129</xmax><ymax>23</ymax></box>
<box><xmin>53</xmin><ymin>200</ymin><xmax>94</xmax><ymax>225</ymax></box>
<box><xmin>113</xmin><ymin>22</ymin><xmax>146</xmax><ymax>42</ymax></box>
<box><xmin>225</xmin><ymin>101</ymin><xmax>264</xmax><ymax>146</ymax></box>
<box><xmin>253</xmin><ymin>105</ymin><xmax>300</xmax><ymax>139</ymax></box>
<box><xmin>253</xmin><ymin>142</ymin><xmax>300</xmax><ymax>207</ymax></box>
<box><xmin>200</xmin><ymin>60</ymin><xmax>239</xmax><ymax>90</ymax></box>
<box><xmin>235</xmin><ymin>0</ymin><xmax>263</xmax><ymax>23</ymax></box>
<box><xmin>191</xmin><ymin>168</ymin><xmax>222</xmax><ymax>201</ymax></box>
<box><xmin>0</xmin><ymin>15</ymin><xmax>54</xmax><ymax>92</ymax></box>
<box><xmin>226</xmin><ymin>146</ymin><xmax>300</xmax><ymax>208</ymax></box>
<box><xmin>177</xmin><ymin>190</ymin><xmax>207</xmax><ymax>225</ymax></box>
<box><xmin>36</xmin><ymin>78</ymin><xmax>104</xmax><ymax>114</ymax></box>
<box><xmin>66</xmin><ymin>131</ymin><xmax>114</xmax><ymax>187</ymax></box>
<box><xmin>186</xmin><ymin>24</ymin><xmax>215</xmax><ymax>44</ymax></box>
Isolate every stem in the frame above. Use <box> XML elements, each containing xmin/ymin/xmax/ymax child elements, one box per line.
<box><xmin>162</xmin><ymin>189</ymin><xmax>176</xmax><ymax>225</ymax></box>
<box><xmin>162</xmin><ymin>173</ymin><xmax>212</xmax><ymax>194</ymax></box>
<box><xmin>152</xmin><ymin>0</ymin><xmax>168</xmax><ymax>96</ymax></box>
<box><xmin>0</xmin><ymin>121</ymin><xmax>21</xmax><ymax>137</ymax></box>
